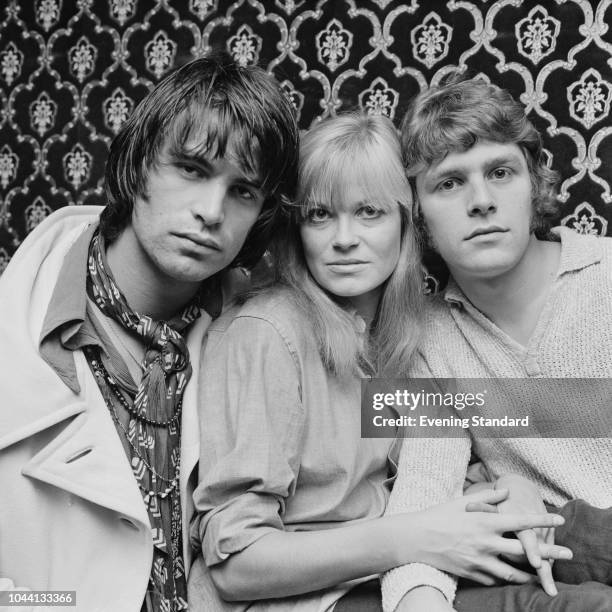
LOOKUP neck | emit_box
[451,237,561,344]
[106,228,201,321]
[345,287,382,329]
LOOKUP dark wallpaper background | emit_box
[1,0,611,274]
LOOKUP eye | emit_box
[491,167,512,180]
[357,204,384,219]
[232,184,258,201]
[177,163,206,179]
[438,178,460,192]
[306,206,332,223]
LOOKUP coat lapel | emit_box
[21,351,150,527]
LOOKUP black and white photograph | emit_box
[1,1,612,610]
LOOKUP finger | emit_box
[464,488,509,506]
[479,557,538,585]
[465,502,499,513]
[541,527,562,566]
[491,537,533,559]
[537,560,557,597]
[538,543,573,561]
[494,513,564,533]
[499,550,527,564]
[493,537,573,563]
[517,529,542,569]
[489,573,539,587]
[533,525,553,546]
[467,571,497,586]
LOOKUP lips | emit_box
[327,259,368,266]
[326,260,369,274]
[465,226,508,240]
[176,233,221,251]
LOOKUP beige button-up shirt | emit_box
[190,288,401,611]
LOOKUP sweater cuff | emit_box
[381,563,457,612]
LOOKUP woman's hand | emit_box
[398,488,569,586]
[394,586,456,612]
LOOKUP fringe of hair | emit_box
[259,112,425,378]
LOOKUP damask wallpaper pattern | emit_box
[1,0,611,273]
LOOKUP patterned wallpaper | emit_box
[1,0,612,274]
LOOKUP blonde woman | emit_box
[188,113,566,611]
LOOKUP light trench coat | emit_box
[0,206,209,612]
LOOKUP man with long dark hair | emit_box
[0,51,298,612]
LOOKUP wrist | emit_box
[381,514,420,567]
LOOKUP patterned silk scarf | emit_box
[86,231,201,423]
[86,230,203,611]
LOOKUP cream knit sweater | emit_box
[381,227,612,610]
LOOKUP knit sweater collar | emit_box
[443,226,603,307]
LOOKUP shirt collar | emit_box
[40,225,226,346]
[443,226,603,307]
[39,222,97,348]
[198,273,223,320]
[552,225,603,275]
[443,276,468,307]
[39,224,225,394]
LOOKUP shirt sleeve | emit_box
[381,353,472,611]
[191,314,305,567]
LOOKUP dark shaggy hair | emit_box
[100,50,299,269]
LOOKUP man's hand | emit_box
[466,474,573,596]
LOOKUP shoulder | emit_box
[421,294,456,335]
[1,206,101,288]
[408,294,462,375]
[553,226,612,274]
[209,286,311,345]
[10,205,101,257]
[0,207,101,349]
[596,235,612,262]
[204,286,317,369]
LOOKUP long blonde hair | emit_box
[272,113,424,378]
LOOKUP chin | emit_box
[467,262,521,279]
[458,250,520,276]
[322,281,355,295]
[160,262,217,284]
[327,286,371,299]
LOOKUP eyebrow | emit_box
[168,150,211,168]
[307,199,392,213]
[166,147,210,166]
[167,149,264,189]
[235,174,264,191]
[426,153,525,184]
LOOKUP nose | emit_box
[467,178,497,217]
[332,215,359,250]
[193,178,225,226]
